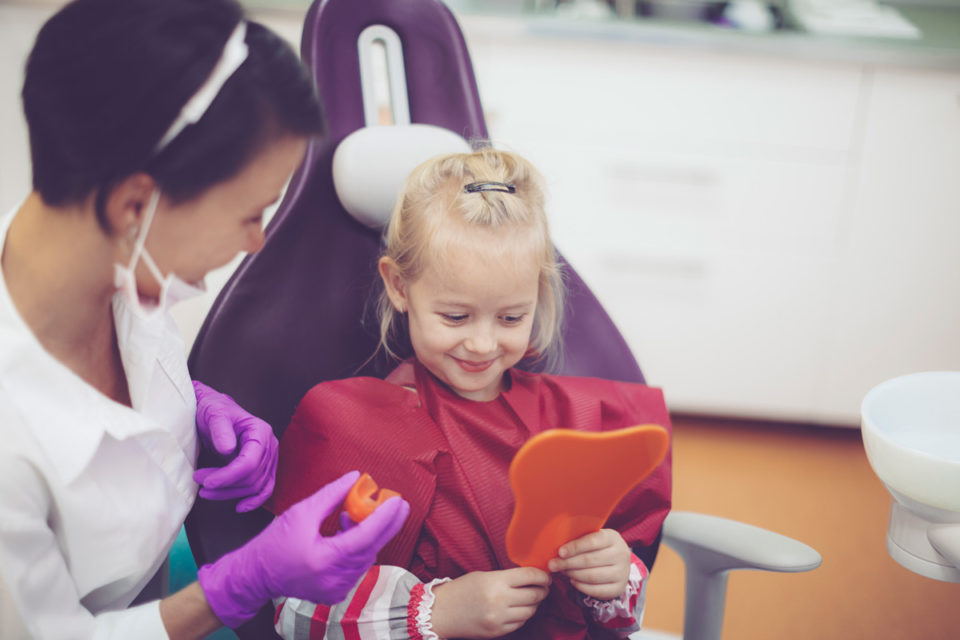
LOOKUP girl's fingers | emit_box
[557,530,611,559]
[564,565,620,586]
[507,584,550,607]
[504,566,552,587]
[569,579,626,602]
[548,547,617,572]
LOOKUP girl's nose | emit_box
[465,323,496,355]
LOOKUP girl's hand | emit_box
[430,568,551,639]
[548,529,631,601]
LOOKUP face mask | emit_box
[113,21,245,319]
[114,190,206,319]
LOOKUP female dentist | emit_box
[0,0,410,638]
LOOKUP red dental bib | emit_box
[270,359,672,639]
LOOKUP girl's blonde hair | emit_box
[377,147,565,370]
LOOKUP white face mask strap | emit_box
[126,190,164,285]
[138,248,167,288]
[154,21,249,153]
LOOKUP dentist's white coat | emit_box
[0,208,199,639]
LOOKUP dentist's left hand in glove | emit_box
[198,470,411,628]
[192,380,279,512]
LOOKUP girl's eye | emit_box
[440,313,468,323]
[501,314,526,325]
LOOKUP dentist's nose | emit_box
[245,225,266,254]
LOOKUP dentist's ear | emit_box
[378,256,408,313]
[102,172,158,238]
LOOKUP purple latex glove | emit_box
[197,470,410,628]
[192,380,278,512]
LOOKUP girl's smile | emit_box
[452,356,496,373]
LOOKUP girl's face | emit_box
[383,238,540,401]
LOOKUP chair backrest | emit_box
[189,0,492,436]
[186,0,650,636]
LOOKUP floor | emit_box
[642,414,960,639]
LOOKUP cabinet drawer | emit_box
[518,141,848,262]
[582,252,835,421]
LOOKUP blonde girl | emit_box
[270,148,672,639]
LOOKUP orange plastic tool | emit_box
[344,473,402,523]
[505,424,669,570]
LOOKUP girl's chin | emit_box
[447,375,501,401]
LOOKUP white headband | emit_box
[154,21,249,152]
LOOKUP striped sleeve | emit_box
[274,565,421,640]
[582,554,649,636]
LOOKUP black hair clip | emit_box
[464,181,516,194]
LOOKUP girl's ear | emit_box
[103,172,156,237]
[378,257,409,313]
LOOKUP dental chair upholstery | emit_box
[186,0,820,638]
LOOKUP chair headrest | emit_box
[332,124,473,229]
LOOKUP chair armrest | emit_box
[660,511,821,640]
[662,510,822,574]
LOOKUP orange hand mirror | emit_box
[505,424,669,570]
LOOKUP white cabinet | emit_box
[463,18,959,425]
[817,68,960,421]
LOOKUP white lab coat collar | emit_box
[0,207,190,485]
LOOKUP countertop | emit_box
[444,2,960,71]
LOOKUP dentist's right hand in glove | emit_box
[197,470,409,628]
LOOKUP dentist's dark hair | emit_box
[22,0,325,232]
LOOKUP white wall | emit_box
[3,3,958,425]
[0,4,49,216]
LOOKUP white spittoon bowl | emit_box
[861,371,960,582]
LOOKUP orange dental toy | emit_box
[505,424,669,570]
[344,473,402,523]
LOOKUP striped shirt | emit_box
[274,556,648,639]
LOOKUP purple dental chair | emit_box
[186,1,820,638]
[187,0,651,636]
